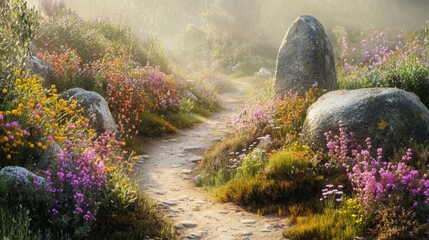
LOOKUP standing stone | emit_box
[275,15,336,95]
[60,88,117,133]
[302,88,429,154]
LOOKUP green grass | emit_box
[138,112,177,136]
[165,113,206,129]
[0,205,71,240]
[283,207,361,240]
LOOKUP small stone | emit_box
[181,169,193,174]
[162,139,170,143]
[240,219,257,225]
[183,146,204,154]
[155,191,166,195]
[169,138,178,142]
[260,228,271,232]
[174,223,184,229]
[141,155,150,159]
[183,176,191,180]
[218,236,236,240]
[189,156,203,163]
[163,201,177,206]
[178,153,187,157]
[179,221,198,228]
[239,231,252,236]
[218,210,229,214]
[159,146,168,149]
[195,200,206,205]
[172,165,180,168]
[211,137,223,142]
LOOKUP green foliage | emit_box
[137,112,177,136]
[165,113,205,129]
[264,149,313,181]
[372,194,429,240]
[34,11,170,72]
[235,148,266,179]
[283,199,366,240]
[0,0,37,92]
[94,171,176,239]
[195,133,256,184]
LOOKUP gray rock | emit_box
[0,166,45,185]
[189,156,203,163]
[256,67,273,78]
[275,15,336,95]
[178,220,198,228]
[60,88,117,133]
[27,55,55,85]
[302,88,429,153]
[183,146,205,155]
[38,140,62,169]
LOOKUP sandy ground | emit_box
[135,78,287,239]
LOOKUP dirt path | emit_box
[136,78,286,240]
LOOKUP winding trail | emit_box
[136,78,286,239]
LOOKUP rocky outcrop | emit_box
[60,88,117,133]
[275,15,336,95]
[302,88,429,153]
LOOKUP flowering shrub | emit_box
[275,88,322,134]
[45,140,106,225]
[0,72,88,166]
[37,45,95,91]
[339,29,429,106]
[325,122,429,209]
[229,103,273,134]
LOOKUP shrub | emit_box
[338,29,429,107]
[0,72,88,166]
[0,0,37,91]
[93,171,176,239]
[44,140,107,237]
[37,46,95,91]
[275,88,323,135]
[325,122,429,209]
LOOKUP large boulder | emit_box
[275,15,336,95]
[302,88,429,153]
[60,88,117,133]
[0,166,45,185]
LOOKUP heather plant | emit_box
[228,103,274,135]
[339,28,429,106]
[43,139,106,237]
[325,122,429,210]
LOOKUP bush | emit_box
[0,0,37,91]
[338,29,429,107]
[93,171,176,239]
